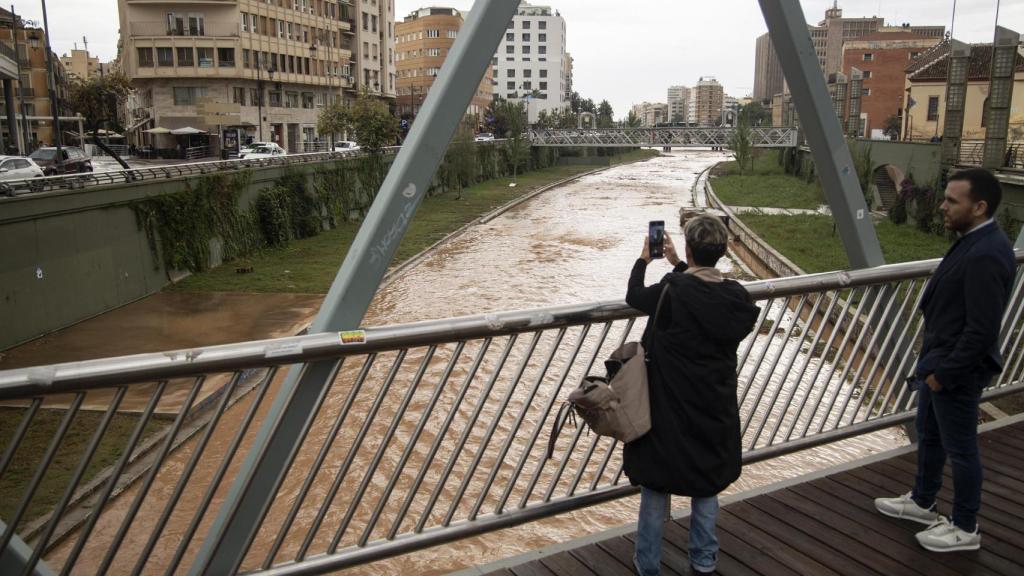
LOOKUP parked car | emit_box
[332,141,361,152]
[0,156,44,180]
[29,146,93,175]
[239,143,287,159]
[474,132,495,142]
[239,141,277,155]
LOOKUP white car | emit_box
[474,133,495,142]
[239,143,286,159]
[332,141,361,152]
[0,156,45,180]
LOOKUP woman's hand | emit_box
[664,232,681,266]
[640,236,651,263]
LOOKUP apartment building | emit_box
[394,7,491,122]
[630,102,667,127]
[60,47,112,81]
[753,33,783,103]
[117,0,394,153]
[667,85,690,124]
[0,7,71,151]
[694,76,723,126]
[490,1,568,123]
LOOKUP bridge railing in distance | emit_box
[0,252,1022,575]
[528,127,799,148]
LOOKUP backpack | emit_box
[547,285,670,457]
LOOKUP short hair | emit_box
[684,215,728,266]
[948,168,1002,217]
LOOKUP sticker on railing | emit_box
[265,341,304,359]
[340,330,367,345]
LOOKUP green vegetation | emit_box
[712,153,823,210]
[171,149,657,293]
[739,213,951,273]
[0,407,168,528]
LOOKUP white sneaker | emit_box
[874,492,939,525]
[915,517,981,552]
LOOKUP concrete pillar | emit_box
[1,79,18,153]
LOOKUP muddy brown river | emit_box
[42,151,905,574]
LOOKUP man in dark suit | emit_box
[875,168,1016,552]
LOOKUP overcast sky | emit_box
[20,0,1022,118]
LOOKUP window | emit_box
[538,46,546,55]
[137,47,154,67]
[362,13,368,30]
[507,69,515,77]
[427,67,439,76]
[522,20,531,29]
[862,70,871,79]
[522,45,531,54]
[157,47,174,67]
[177,47,194,66]
[927,96,940,121]
[197,47,214,68]
[506,32,513,41]
[522,33,530,42]
[219,48,235,67]
[303,93,315,108]
[539,33,546,42]
[862,88,871,96]
[372,14,377,32]
[427,29,439,38]
[241,12,249,32]
[188,14,204,36]
[427,48,441,57]
[539,69,547,78]
[232,87,246,105]
[540,81,547,90]
[538,20,546,29]
[286,92,299,108]
[523,69,532,78]
[862,53,873,61]
[506,45,514,54]
[249,87,260,106]
[288,55,295,73]
[172,86,207,105]
[522,81,531,90]
[243,49,250,68]
[269,91,282,107]
[910,51,921,60]
[447,30,456,38]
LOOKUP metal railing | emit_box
[90,144,130,157]
[185,145,211,160]
[0,41,16,63]
[957,140,1024,169]
[528,127,799,148]
[302,142,332,153]
[1,252,1022,574]
[130,21,240,38]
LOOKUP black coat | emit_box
[622,259,760,497]
[916,223,1016,391]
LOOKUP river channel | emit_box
[45,150,905,574]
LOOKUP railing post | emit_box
[185,2,518,574]
[758,0,884,269]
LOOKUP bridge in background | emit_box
[528,127,800,148]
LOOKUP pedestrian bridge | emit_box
[528,127,799,148]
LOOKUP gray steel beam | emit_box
[0,520,54,576]
[982,27,1020,169]
[185,2,518,574]
[941,41,971,168]
[758,0,884,268]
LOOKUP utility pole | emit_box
[41,0,62,155]
[11,4,28,153]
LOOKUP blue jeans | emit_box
[634,487,718,575]
[911,380,983,532]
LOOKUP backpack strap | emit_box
[546,402,576,459]
[645,284,672,363]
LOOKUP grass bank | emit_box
[0,408,168,529]
[711,153,823,211]
[173,149,658,293]
[739,214,951,273]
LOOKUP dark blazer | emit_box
[622,259,759,496]
[916,223,1016,391]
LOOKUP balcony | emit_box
[130,21,240,38]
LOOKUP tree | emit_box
[501,100,530,184]
[729,108,753,174]
[449,114,477,199]
[317,101,348,146]
[882,115,901,140]
[67,72,132,168]
[742,102,771,127]
[348,91,398,154]
[626,109,642,128]
[486,96,511,138]
[597,100,614,128]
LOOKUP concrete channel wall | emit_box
[0,145,564,351]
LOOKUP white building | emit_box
[490,1,568,123]
[667,85,690,124]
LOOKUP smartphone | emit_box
[648,220,665,259]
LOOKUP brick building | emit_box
[841,31,941,137]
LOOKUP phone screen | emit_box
[649,220,665,259]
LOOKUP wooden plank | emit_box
[984,427,1024,451]
[878,459,1024,520]
[510,560,559,576]
[749,492,902,575]
[717,505,843,575]
[769,487,950,576]
[803,479,989,576]
[595,536,684,576]
[662,517,784,576]
[621,530,689,576]
[568,543,636,576]
[539,550,597,576]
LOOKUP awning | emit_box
[144,127,172,134]
[170,126,207,135]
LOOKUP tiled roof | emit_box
[908,42,1024,82]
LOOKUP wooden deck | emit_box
[475,417,1024,576]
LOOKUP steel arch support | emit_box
[758,0,885,269]
[185,2,520,574]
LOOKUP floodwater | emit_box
[40,150,905,575]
